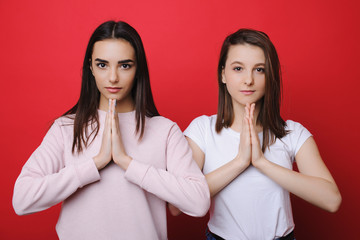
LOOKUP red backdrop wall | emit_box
[1,0,359,239]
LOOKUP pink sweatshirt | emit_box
[13,110,210,240]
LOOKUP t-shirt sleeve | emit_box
[183,115,209,153]
[287,120,313,159]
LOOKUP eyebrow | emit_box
[94,58,135,64]
[230,61,265,66]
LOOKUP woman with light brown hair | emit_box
[184,29,341,239]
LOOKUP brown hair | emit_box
[216,29,287,152]
[63,20,159,153]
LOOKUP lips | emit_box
[240,90,255,95]
[106,87,122,93]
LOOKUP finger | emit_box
[251,102,255,109]
[104,110,111,133]
[112,108,119,134]
[109,99,117,133]
[249,103,255,122]
[248,116,254,133]
[108,99,113,130]
[241,113,247,131]
[112,99,116,116]
[244,116,252,144]
[108,99,112,115]
[248,116,260,147]
[111,104,116,133]
[245,105,249,119]
[109,99,113,116]
[111,105,122,139]
[114,108,121,134]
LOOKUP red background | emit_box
[1,0,359,239]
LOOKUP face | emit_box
[91,38,136,111]
[222,43,266,108]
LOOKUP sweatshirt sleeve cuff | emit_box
[73,158,101,187]
[124,159,150,187]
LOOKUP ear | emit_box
[89,59,93,74]
[221,67,226,84]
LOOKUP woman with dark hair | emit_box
[184,29,341,239]
[13,20,210,239]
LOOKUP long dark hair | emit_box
[63,20,159,153]
[215,29,287,152]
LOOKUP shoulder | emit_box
[55,114,75,124]
[143,116,189,145]
[145,116,181,138]
[36,115,75,145]
[188,114,217,129]
[50,115,75,135]
[147,115,176,129]
[184,114,217,143]
[281,120,313,155]
[284,120,310,134]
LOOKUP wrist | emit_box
[233,156,250,170]
[114,155,132,170]
[252,156,267,170]
[93,155,105,170]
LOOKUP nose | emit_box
[244,71,254,86]
[108,67,119,83]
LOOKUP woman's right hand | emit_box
[233,103,252,168]
[93,101,114,170]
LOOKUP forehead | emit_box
[92,38,135,60]
[226,44,265,64]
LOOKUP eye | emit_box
[120,64,131,69]
[96,63,107,69]
[233,66,243,72]
[255,67,265,73]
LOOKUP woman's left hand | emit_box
[109,99,132,170]
[247,103,266,168]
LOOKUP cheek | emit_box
[95,69,110,80]
[93,74,107,90]
[225,74,239,90]
[256,75,266,89]
[93,76,103,86]
[122,70,136,83]
[225,82,238,98]
[224,70,236,84]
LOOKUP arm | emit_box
[167,133,248,216]
[187,109,252,198]
[13,120,100,215]
[253,137,342,212]
[248,104,342,212]
[124,124,210,217]
[187,137,249,198]
[99,102,209,216]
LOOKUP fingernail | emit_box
[112,99,115,115]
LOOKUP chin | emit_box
[107,94,121,101]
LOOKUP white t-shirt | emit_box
[184,115,312,240]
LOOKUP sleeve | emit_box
[124,123,210,217]
[183,115,208,153]
[12,120,100,215]
[288,120,313,160]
